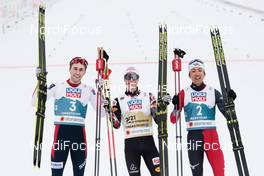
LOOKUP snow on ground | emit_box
[0,0,263,175]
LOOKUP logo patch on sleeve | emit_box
[51,162,63,169]
[48,83,56,90]
[152,157,160,166]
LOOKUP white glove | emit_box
[36,67,42,78]
[162,94,171,105]
[99,78,104,87]
[96,78,104,89]
[103,97,110,108]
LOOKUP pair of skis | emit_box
[94,48,118,176]
[210,27,249,176]
[157,24,169,176]
[157,24,186,176]
[33,5,47,168]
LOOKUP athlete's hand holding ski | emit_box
[33,5,47,168]
[170,94,181,124]
[161,94,172,105]
[227,89,237,100]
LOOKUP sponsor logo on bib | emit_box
[191,92,207,102]
[66,88,82,98]
[127,99,142,110]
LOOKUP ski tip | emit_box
[159,23,162,30]
[209,25,214,32]
[164,25,167,31]
[215,27,220,34]
[162,22,167,28]
[39,3,46,11]
[209,25,219,33]
[158,23,167,28]
[209,28,214,35]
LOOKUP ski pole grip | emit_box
[173,48,186,58]
[172,58,182,72]
[96,58,105,72]
[103,50,109,61]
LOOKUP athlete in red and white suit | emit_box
[171,59,237,176]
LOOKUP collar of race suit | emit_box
[191,82,206,91]
[125,88,141,97]
[67,79,81,87]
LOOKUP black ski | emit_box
[210,27,249,176]
[157,24,169,176]
[33,5,47,168]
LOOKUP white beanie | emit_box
[188,59,205,72]
[123,66,139,76]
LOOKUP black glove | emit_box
[172,94,179,106]
[36,67,47,81]
[228,89,237,100]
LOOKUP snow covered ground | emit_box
[0,0,263,175]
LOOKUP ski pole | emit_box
[172,48,185,176]
[94,47,105,176]
[102,50,118,176]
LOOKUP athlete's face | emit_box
[124,79,138,92]
[189,67,205,86]
[69,63,86,84]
